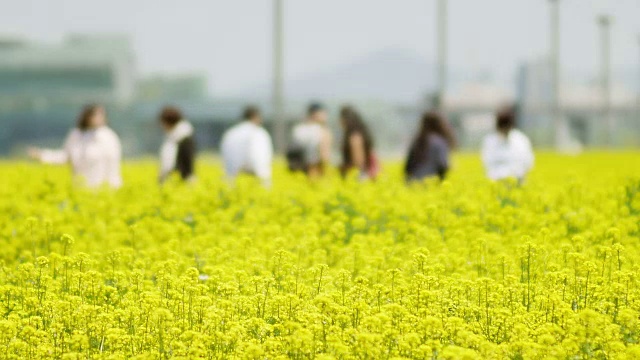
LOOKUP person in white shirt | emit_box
[28,104,123,189]
[220,106,273,186]
[158,106,196,184]
[287,102,333,178]
[481,107,534,183]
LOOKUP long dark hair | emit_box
[496,106,516,135]
[410,111,455,162]
[76,104,103,131]
[159,106,183,128]
[340,106,374,167]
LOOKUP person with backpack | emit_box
[158,106,196,183]
[287,102,332,179]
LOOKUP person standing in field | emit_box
[481,107,534,183]
[28,104,123,189]
[158,106,196,184]
[405,111,455,182]
[287,102,333,178]
[339,106,379,180]
[220,105,274,187]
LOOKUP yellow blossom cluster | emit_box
[0,152,639,359]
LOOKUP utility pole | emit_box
[436,0,447,110]
[272,0,285,153]
[598,14,613,146]
[637,35,640,144]
[548,0,562,148]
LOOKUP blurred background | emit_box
[0,0,638,157]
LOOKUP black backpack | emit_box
[286,145,306,172]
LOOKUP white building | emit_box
[0,34,136,109]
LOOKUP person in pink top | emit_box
[339,106,379,181]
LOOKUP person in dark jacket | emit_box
[405,111,455,182]
[158,106,196,183]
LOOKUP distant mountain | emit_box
[289,48,437,103]
[242,48,439,104]
[238,48,639,105]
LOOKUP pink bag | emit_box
[367,153,380,180]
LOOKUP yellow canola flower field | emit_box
[1,152,640,360]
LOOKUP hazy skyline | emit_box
[1,0,638,96]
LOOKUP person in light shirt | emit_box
[28,104,123,189]
[481,107,534,183]
[288,102,333,179]
[158,106,196,184]
[220,106,274,186]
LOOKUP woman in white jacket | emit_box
[28,104,123,189]
[481,107,534,183]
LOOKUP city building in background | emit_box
[0,32,638,157]
[0,35,244,156]
[0,34,135,106]
[0,34,136,154]
[137,74,208,102]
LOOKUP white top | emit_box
[159,120,194,180]
[40,126,123,188]
[220,121,273,185]
[481,129,534,181]
[292,121,325,165]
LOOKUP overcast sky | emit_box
[1,0,638,95]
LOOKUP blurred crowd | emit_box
[28,102,534,189]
